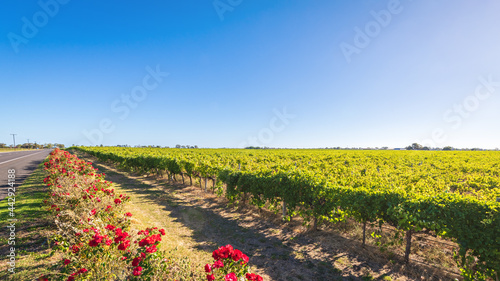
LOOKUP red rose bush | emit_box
[205,245,263,281]
[40,149,263,280]
[41,149,169,280]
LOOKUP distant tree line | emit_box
[72,144,200,149]
[244,144,498,151]
[175,145,198,149]
[405,143,491,151]
[405,143,430,150]
[0,143,64,149]
[65,143,499,151]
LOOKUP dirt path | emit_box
[74,152,461,281]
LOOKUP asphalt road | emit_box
[0,149,53,201]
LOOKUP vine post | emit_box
[310,217,318,232]
[404,229,413,264]
[362,221,367,247]
[282,201,287,219]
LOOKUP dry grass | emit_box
[0,148,34,153]
[87,162,214,276]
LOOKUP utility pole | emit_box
[27,139,30,149]
[11,134,17,148]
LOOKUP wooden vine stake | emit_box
[362,221,367,247]
[282,201,287,219]
[310,217,318,232]
[241,192,247,206]
[204,177,208,192]
[404,229,413,264]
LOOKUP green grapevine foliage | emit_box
[74,147,500,279]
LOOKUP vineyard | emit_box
[73,146,500,280]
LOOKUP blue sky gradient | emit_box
[1,1,500,148]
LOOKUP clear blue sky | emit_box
[1,1,500,149]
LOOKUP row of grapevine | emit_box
[73,147,500,279]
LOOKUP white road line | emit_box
[0,151,46,165]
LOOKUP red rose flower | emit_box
[71,245,80,253]
[118,240,131,251]
[79,268,88,274]
[213,260,224,269]
[246,273,263,281]
[232,249,243,262]
[114,230,129,244]
[133,266,143,276]
[241,254,249,264]
[105,224,115,230]
[88,234,104,247]
[204,263,212,273]
[214,245,233,260]
[225,272,237,281]
[132,257,142,267]
[146,245,157,253]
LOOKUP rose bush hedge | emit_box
[39,149,263,281]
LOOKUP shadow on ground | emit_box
[82,156,460,281]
